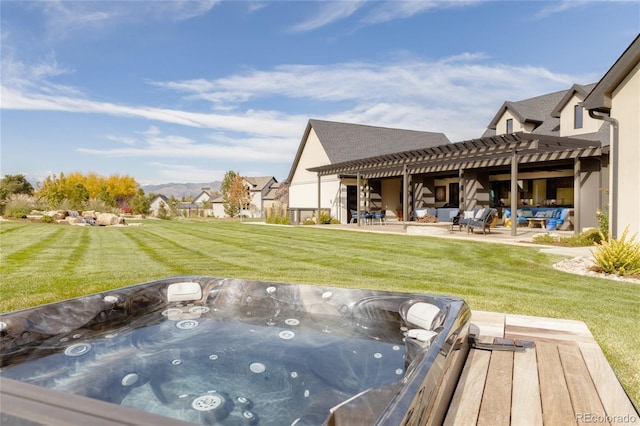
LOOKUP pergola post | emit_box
[402,165,408,228]
[459,168,464,209]
[317,174,322,226]
[511,149,518,237]
[356,172,361,227]
[574,158,581,234]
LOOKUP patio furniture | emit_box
[467,208,496,235]
[456,208,479,232]
[350,212,373,224]
[373,211,386,225]
[449,210,462,232]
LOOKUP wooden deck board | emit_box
[558,344,608,424]
[443,349,491,426]
[511,348,543,426]
[444,311,638,425]
[537,341,577,425]
[477,350,513,426]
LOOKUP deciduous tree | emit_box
[220,171,251,217]
[129,188,151,216]
[0,174,34,200]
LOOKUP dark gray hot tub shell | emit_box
[0,276,471,426]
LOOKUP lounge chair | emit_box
[467,208,496,235]
[456,208,479,232]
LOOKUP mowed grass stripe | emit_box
[1,226,82,277]
[121,227,222,275]
[0,222,26,238]
[1,224,66,267]
[134,222,347,279]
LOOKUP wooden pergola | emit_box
[308,132,602,236]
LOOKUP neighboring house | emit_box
[244,176,278,218]
[207,177,278,218]
[210,193,226,218]
[176,189,216,217]
[584,34,640,239]
[149,195,169,217]
[286,119,450,223]
[262,182,283,209]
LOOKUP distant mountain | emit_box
[141,182,221,199]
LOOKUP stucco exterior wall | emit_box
[289,129,332,209]
[212,203,226,218]
[576,157,602,231]
[495,111,527,135]
[611,61,640,237]
[559,94,602,137]
[381,178,402,219]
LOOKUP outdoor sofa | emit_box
[503,207,570,230]
[414,208,460,223]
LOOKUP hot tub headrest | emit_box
[401,302,443,331]
[167,282,203,302]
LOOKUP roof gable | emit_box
[550,83,596,118]
[244,176,276,191]
[584,34,640,112]
[286,119,449,182]
[487,89,568,135]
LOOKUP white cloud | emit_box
[30,1,219,41]
[533,0,588,19]
[361,0,481,25]
[78,127,297,164]
[288,0,367,32]
[3,50,597,157]
[287,0,482,32]
[148,162,228,184]
[149,55,592,140]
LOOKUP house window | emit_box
[506,118,513,134]
[574,104,583,129]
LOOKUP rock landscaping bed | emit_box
[22,210,141,227]
[553,255,640,284]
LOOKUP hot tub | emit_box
[0,276,470,425]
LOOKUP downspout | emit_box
[588,109,619,239]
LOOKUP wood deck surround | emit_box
[444,311,638,426]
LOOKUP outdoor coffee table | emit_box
[527,218,546,228]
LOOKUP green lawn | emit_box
[1,219,638,405]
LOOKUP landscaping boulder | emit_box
[96,213,120,226]
[82,210,96,219]
[46,210,67,221]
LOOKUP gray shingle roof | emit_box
[244,176,276,191]
[486,83,605,138]
[487,90,566,135]
[286,119,450,182]
[309,119,450,164]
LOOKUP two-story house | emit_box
[288,36,638,235]
[288,91,606,231]
[208,176,279,218]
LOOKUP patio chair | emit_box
[449,210,462,232]
[456,208,479,232]
[373,211,386,225]
[467,208,496,235]
[350,211,373,225]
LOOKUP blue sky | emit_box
[1,1,638,186]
